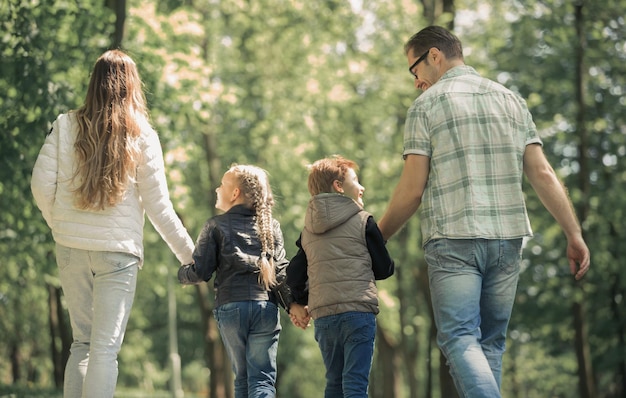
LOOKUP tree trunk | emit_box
[442,0,455,30]
[399,213,457,397]
[573,302,595,398]
[416,2,460,392]
[196,283,232,398]
[426,279,458,398]
[10,342,20,383]
[573,2,595,398]
[59,286,72,370]
[47,246,71,388]
[420,0,437,26]
[106,0,126,48]
[396,253,421,398]
[609,269,626,397]
[168,271,184,398]
[193,10,229,394]
[439,350,459,398]
[374,326,401,398]
[420,0,455,30]
[48,283,64,388]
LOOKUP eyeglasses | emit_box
[408,48,431,79]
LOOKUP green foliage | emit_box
[2,0,625,396]
[458,1,626,396]
[0,0,113,387]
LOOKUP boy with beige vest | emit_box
[287,155,395,398]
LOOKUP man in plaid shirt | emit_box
[378,25,590,398]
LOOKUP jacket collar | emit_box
[225,204,255,216]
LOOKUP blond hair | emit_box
[73,50,147,210]
[229,164,277,290]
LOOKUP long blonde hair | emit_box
[229,164,277,290]
[73,49,147,210]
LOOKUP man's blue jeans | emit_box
[424,238,522,398]
[313,311,376,398]
[214,301,281,398]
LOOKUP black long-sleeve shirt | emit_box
[286,216,394,305]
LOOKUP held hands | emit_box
[178,263,202,285]
[289,303,311,330]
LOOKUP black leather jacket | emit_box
[178,205,294,311]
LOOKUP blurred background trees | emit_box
[1,0,624,396]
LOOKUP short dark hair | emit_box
[404,25,464,61]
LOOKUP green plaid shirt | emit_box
[403,65,541,245]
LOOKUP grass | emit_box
[0,386,203,398]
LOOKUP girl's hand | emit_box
[288,303,311,330]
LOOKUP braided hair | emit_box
[229,164,277,290]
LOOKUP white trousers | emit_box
[56,244,139,398]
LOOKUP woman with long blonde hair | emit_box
[178,164,294,398]
[31,50,194,398]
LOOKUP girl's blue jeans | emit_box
[214,300,281,398]
[313,311,376,398]
[425,238,523,398]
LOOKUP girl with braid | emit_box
[178,164,298,398]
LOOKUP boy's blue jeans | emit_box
[313,311,376,398]
[214,300,281,398]
[425,238,522,398]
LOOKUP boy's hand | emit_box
[289,303,311,330]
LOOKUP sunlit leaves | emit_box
[3,0,626,395]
